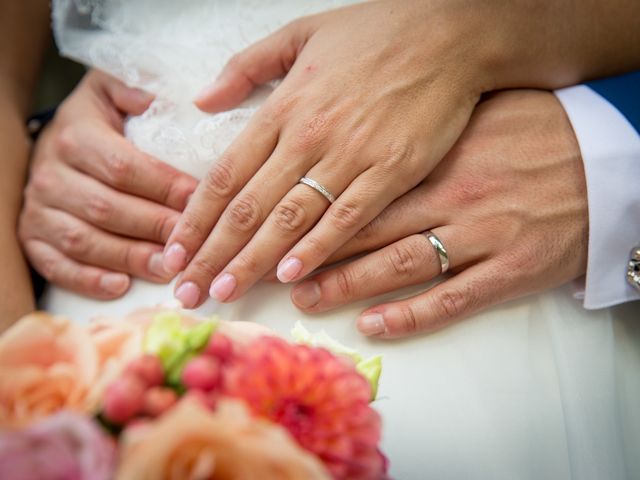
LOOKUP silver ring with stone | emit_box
[298,177,336,203]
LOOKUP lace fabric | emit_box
[52,0,354,178]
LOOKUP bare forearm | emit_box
[0,99,34,331]
[485,0,640,89]
[0,0,50,329]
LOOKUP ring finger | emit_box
[291,225,487,313]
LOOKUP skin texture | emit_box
[290,90,589,338]
[0,0,50,331]
[19,70,198,299]
[166,0,640,309]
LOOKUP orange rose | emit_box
[0,313,101,428]
[116,399,330,480]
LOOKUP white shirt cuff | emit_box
[555,85,640,309]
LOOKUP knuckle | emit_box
[104,151,131,187]
[61,226,89,256]
[264,95,298,122]
[180,214,209,241]
[432,288,470,322]
[152,213,176,243]
[386,243,418,277]
[233,254,260,276]
[293,113,330,152]
[274,198,307,233]
[85,194,112,224]
[204,160,236,199]
[53,126,78,156]
[303,235,328,259]
[190,257,223,281]
[225,194,262,233]
[329,202,364,233]
[28,170,54,196]
[398,304,419,334]
[335,267,356,299]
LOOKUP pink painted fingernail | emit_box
[277,257,303,283]
[163,243,187,274]
[209,273,236,302]
[175,281,200,309]
[292,281,321,309]
[357,313,387,336]
[100,273,130,295]
[148,253,166,277]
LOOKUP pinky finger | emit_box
[357,260,509,339]
[24,240,131,300]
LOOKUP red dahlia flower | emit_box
[223,336,385,480]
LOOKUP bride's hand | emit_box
[166,0,638,308]
[18,70,197,299]
[290,90,588,338]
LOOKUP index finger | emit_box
[57,123,198,211]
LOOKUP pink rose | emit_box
[0,411,116,480]
[0,313,102,428]
[116,398,330,480]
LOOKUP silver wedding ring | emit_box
[299,177,336,203]
[422,230,450,274]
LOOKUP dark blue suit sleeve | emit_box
[586,71,640,134]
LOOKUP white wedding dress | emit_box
[47,1,639,479]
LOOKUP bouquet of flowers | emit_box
[0,309,387,479]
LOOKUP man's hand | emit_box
[166,0,638,309]
[289,90,588,338]
[19,70,198,299]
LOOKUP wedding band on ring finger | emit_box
[298,176,336,203]
[422,230,449,274]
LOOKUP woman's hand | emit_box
[19,70,197,299]
[290,90,588,338]
[166,0,638,308]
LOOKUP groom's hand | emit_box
[18,70,197,299]
[290,90,589,338]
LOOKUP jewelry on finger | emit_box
[627,243,640,292]
[422,230,450,274]
[298,177,336,203]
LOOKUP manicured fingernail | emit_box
[292,281,321,309]
[277,257,303,283]
[195,81,222,104]
[132,88,154,104]
[163,243,186,274]
[175,281,200,309]
[209,273,236,302]
[148,253,166,277]
[357,313,387,336]
[100,273,129,295]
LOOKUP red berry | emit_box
[204,334,234,362]
[124,354,164,387]
[181,355,221,391]
[103,375,146,425]
[143,387,178,417]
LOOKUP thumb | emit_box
[100,74,155,115]
[195,18,314,113]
